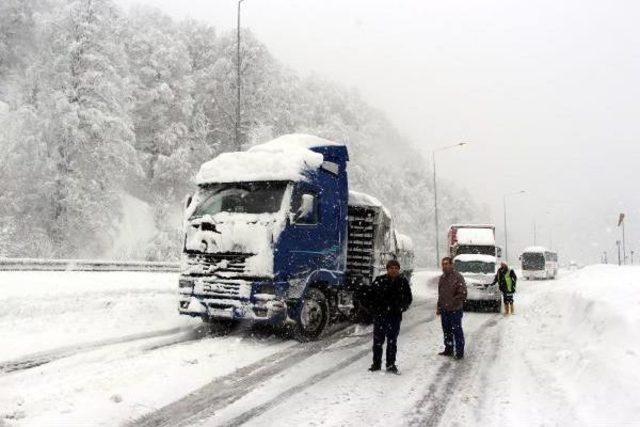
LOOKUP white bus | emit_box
[521,246,558,280]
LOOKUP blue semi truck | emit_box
[177,134,412,340]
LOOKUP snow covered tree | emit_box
[33,0,138,257]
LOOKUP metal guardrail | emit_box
[0,258,180,272]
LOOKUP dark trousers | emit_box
[372,314,402,367]
[502,292,514,304]
[441,309,465,357]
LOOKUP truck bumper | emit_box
[178,277,289,324]
[466,285,501,303]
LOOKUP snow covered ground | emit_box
[1,266,639,426]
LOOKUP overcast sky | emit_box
[117,0,640,265]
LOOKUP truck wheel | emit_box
[493,301,502,313]
[294,288,328,341]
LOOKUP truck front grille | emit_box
[183,252,251,276]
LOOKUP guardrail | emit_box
[0,258,180,272]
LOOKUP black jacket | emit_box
[369,274,413,318]
[491,268,517,293]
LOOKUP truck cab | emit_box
[448,224,501,312]
[178,134,407,340]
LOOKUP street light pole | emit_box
[616,240,621,266]
[235,0,245,151]
[431,142,467,266]
[622,220,627,265]
[432,152,439,265]
[503,190,525,263]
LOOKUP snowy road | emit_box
[1,267,640,426]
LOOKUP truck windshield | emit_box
[454,260,495,274]
[455,245,496,256]
[522,253,545,270]
[190,182,288,218]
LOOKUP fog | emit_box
[116,0,640,265]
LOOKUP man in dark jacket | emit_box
[491,261,517,315]
[437,256,467,359]
[368,259,413,373]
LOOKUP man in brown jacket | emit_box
[436,256,467,359]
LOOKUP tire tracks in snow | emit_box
[406,316,501,427]
[0,325,206,375]
[131,303,435,427]
[221,314,437,427]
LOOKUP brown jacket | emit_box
[437,271,467,312]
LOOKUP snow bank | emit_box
[0,271,197,362]
[492,265,640,425]
[195,134,337,184]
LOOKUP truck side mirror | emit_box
[184,194,193,210]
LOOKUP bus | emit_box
[521,246,558,280]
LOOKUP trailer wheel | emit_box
[294,288,328,341]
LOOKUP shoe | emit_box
[386,365,399,374]
[368,363,381,372]
[438,350,453,357]
[454,354,464,360]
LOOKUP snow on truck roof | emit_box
[522,246,550,253]
[348,191,384,208]
[195,134,343,184]
[455,228,495,246]
[348,191,392,218]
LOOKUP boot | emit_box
[368,363,381,372]
[504,304,509,315]
[509,303,514,315]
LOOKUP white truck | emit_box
[448,224,501,313]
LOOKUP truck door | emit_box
[287,182,342,278]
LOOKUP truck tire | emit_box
[294,288,329,342]
[493,301,502,313]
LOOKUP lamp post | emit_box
[235,0,246,151]
[432,142,467,266]
[616,240,621,266]
[503,190,525,263]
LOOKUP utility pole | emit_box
[503,190,526,263]
[622,220,627,265]
[616,240,621,266]
[431,142,467,266]
[235,0,245,151]
[603,251,608,264]
[631,250,634,264]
